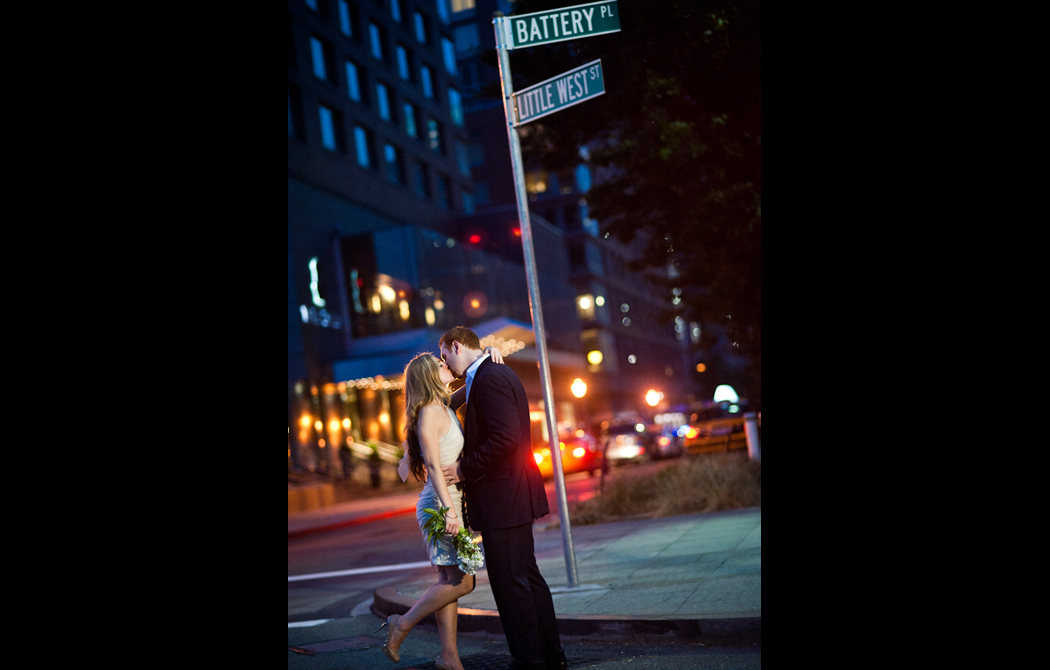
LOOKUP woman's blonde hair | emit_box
[402,352,451,482]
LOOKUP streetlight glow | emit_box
[571,378,587,398]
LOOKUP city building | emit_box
[287,0,589,475]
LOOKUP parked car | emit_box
[681,401,751,453]
[533,433,602,478]
[648,424,685,459]
[599,420,654,466]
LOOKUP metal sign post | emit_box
[493,9,579,588]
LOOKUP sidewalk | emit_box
[290,495,761,645]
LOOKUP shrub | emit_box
[567,454,761,526]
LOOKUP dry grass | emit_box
[567,453,762,526]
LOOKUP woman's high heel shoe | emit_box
[374,613,402,663]
[434,654,452,670]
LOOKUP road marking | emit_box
[288,560,433,582]
[288,619,330,628]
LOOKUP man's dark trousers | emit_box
[482,523,564,670]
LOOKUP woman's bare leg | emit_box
[434,568,475,670]
[389,564,474,662]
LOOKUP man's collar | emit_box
[465,352,488,377]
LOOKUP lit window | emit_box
[404,102,417,137]
[452,0,476,12]
[310,37,328,80]
[436,0,450,24]
[396,45,410,80]
[369,23,384,60]
[420,65,434,98]
[338,0,353,36]
[414,12,427,44]
[346,61,361,102]
[319,105,337,150]
[389,0,402,23]
[525,171,548,195]
[448,88,463,126]
[354,126,371,167]
[577,294,595,321]
[442,38,456,75]
[376,83,390,120]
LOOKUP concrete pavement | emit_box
[289,489,761,646]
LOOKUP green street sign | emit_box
[507,0,621,50]
[513,59,605,126]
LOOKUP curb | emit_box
[372,585,760,646]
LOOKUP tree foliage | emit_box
[500,0,762,399]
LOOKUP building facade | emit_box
[288,0,590,475]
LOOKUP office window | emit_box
[354,126,372,167]
[376,82,391,121]
[420,65,434,99]
[346,61,362,102]
[455,141,470,177]
[436,0,450,24]
[306,0,318,10]
[454,24,479,54]
[441,37,456,75]
[338,0,354,36]
[414,11,427,43]
[396,45,410,81]
[409,159,428,197]
[448,88,463,126]
[319,104,345,152]
[389,0,402,22]
[383,143,404,184]
[310,36,329,80]
[452,0,476,11]
[436,174,451,209]
[369,22,385,60]
[462,190,475,214]
[427,118,442,154]
[404,102,418,137]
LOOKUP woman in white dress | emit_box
[378,348,502,670]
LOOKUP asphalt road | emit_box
[288,614,761,669]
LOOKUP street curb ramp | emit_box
[372,586,760,646]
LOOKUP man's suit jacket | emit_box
[458,357,549,531]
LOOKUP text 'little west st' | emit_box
[516,62,604,125]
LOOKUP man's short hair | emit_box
[440,326,481,351]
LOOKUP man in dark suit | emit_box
[439,326,566,670]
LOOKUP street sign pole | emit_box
[493,10,579,588]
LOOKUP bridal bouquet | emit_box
[422,505,485,576]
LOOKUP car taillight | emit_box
[573,447,585,458]
[534,453,544,465]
